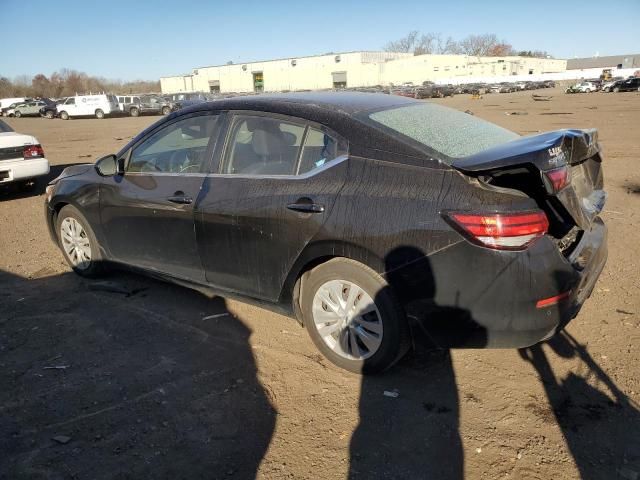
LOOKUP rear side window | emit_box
[298,128,344,174]
[223,116,306,175]
[365,103,519,160]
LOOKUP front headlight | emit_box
[45,184,56,203]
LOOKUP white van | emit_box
[56,94,119,120]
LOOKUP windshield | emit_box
[365,103,519,160]
[0,119,14,133]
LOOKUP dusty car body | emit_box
[44,92,607,373]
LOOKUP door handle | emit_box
[167,194,193,204]
[287,202,325,213]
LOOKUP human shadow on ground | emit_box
[0,267,276,479]
[520,329,640,480]
[349,246,488,479]
[520,269,640,479]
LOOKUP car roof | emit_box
[185,91,418,117]
[121,92,428,162]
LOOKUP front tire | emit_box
[95,109,105,119]
[613,87,620,93]
[45,110,55,119]
[15,111,21,118]
[130,107,139,117]
[60,111,69,120]
[161,106,171,115]
[56,205,104,277]
[300,258,410,374]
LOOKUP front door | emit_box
[100,112,222,282]
[197,113,348,301]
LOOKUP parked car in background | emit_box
[117,95,175,116]
[565,82,598,93]
[390,87,416,98]
[0,119,49,189]
[13,100,48,117]
[543,80,556,88]
[490,82,516,93]
[164,92,215,110]
[601,77,625,92]
[44,92,607,374]
[56,94,119,119]
[431,84,455,97]
[40,98,65,119]
[610,77,640,92]
[1,97,27,116]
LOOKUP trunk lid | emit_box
[452,129,605,232]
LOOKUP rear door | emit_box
[197,112,348,301]
[100,112,222,281]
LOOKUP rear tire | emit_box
[95,109,105,119]
[300,258,410,374]
[161,106,171,115]
[130,107,139,117]
[60,111,69,120]
[613,87,620,93]
[55,205,104,277]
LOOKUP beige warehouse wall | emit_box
[160,53,569,93]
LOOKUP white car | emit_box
[56,94,119,120]
[0,119,49,188]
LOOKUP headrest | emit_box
[252,129,284,157]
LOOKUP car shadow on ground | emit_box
[0,267,276,478]
[0,163,83,201]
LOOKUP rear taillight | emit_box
[23,144,45,159]
[543,166,570,193]
[446,211,549,250]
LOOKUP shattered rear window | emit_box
[366,103,519,160]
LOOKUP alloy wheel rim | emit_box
[60,218,92,270]
[311,280,383,360]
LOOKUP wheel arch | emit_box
[280,240,385,324]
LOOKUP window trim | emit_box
[123,111,222,177]
[217,110,348,178]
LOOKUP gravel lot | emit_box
[1,89,639,479]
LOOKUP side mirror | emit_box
[95,154,121,177]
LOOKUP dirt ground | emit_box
[1,88,639,480]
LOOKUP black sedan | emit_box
[44,92,607,373]
[610,77,640,92]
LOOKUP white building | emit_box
[160,51,567,94]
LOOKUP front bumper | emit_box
[0,157,49,183]
[399,217,608,349]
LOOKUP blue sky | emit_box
[3,0,639,81]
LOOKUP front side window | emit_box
[127,114,219,174]
[222,116,305,175]
[65,97,75,105]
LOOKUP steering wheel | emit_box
[179,163,200,173]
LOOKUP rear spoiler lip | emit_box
[452,128,600,173]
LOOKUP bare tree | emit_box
[385,31,461,55]
[457,34,504,56]
[0,71,160,98]
[384,30,421,53]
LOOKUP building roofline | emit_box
[189,50,411,71]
